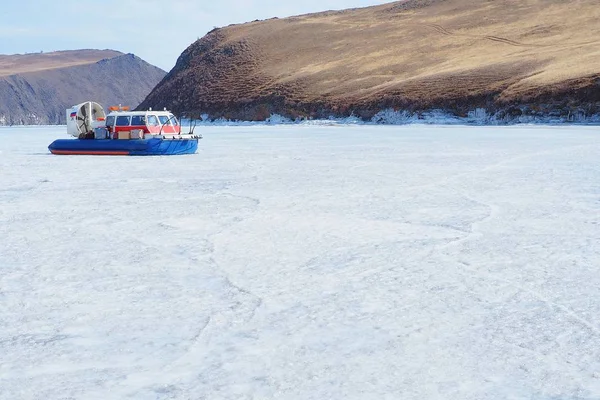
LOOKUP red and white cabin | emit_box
[66,102,186,139]
[105,106,181,138]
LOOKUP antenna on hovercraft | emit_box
[189,119,197,135]
[180,111,198,135]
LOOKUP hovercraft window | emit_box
[116,116,131,126]
[169,114,179,126]
[105,115,115,127]
[147,115,159,126]
[158,115,171,125]
[131,115,146,126]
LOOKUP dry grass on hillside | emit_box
[140,0,600,119]
[0,50,123,77]
[229,0,600,99]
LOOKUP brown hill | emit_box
[139,0,600,122]
[0,50,165,125]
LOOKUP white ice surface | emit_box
[1,125,600,399]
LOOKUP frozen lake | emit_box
[1,125,600,399]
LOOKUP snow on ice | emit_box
[1,124,600,399]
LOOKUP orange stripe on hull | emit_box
[50,150,130,156]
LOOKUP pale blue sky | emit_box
[0,0,387,71]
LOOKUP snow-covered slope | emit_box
[1,125,599,399]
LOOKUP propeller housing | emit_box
[66,102,107,137]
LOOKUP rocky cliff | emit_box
[138,0,600,122]
[0,50,165,125]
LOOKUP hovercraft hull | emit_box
[48,138,198,156]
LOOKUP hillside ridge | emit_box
[0,50,166,125]
[138,0,600,122]
[0,50,124,77]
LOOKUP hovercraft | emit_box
[48,102,201,156]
